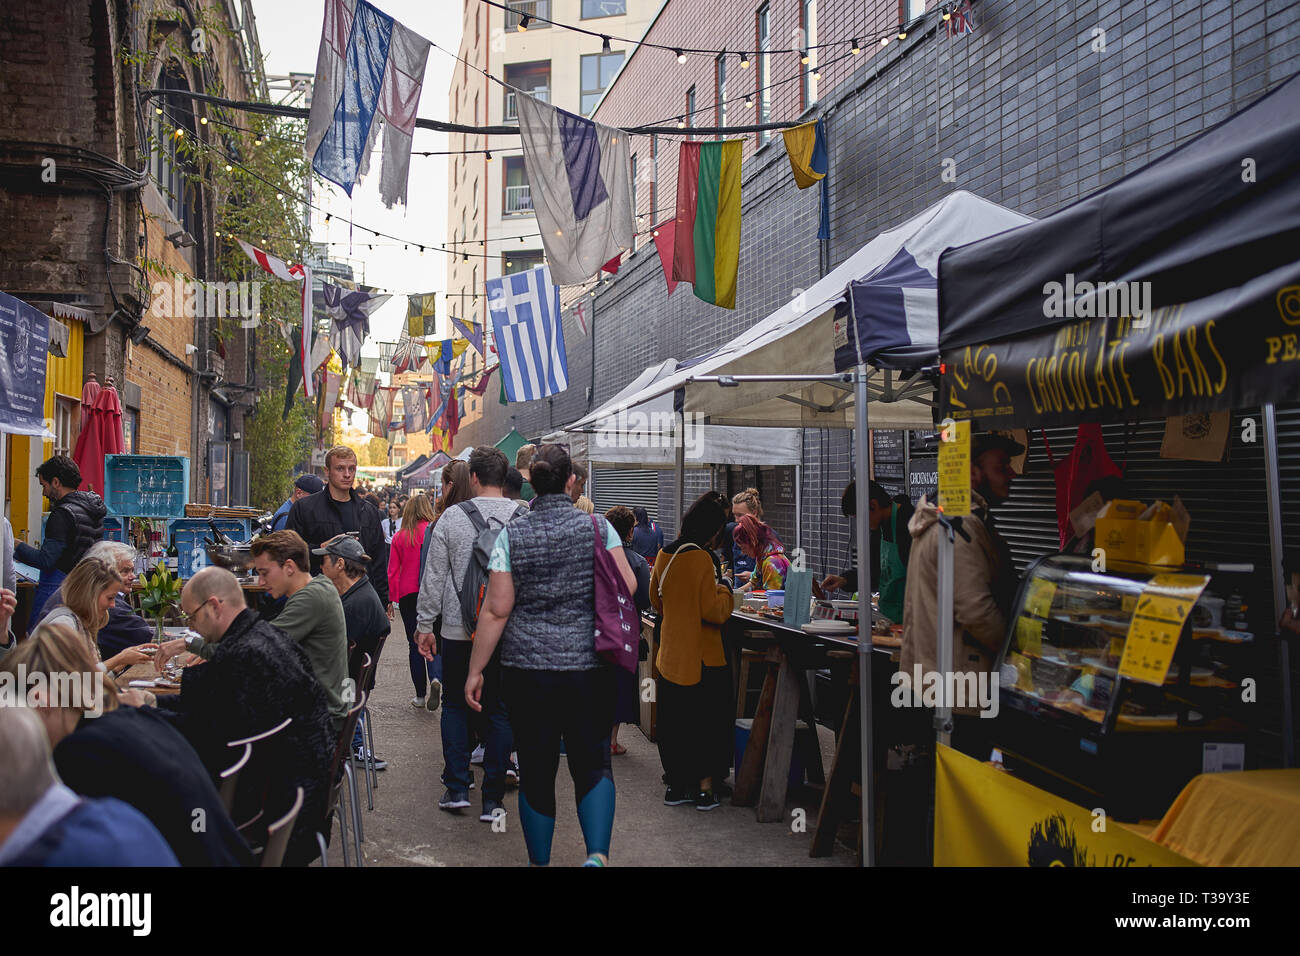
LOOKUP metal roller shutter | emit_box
[591,468,661,520]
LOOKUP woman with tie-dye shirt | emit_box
[734,514,790,591]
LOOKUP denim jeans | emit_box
[440,639,511,800]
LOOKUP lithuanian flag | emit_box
[672,140,742,309]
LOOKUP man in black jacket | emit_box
[286,445,389,605]
[156,566,334,867]
[317,534,391,767]
[15,455,106,616]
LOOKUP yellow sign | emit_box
[934,745,1197,867]
[1023,577,1057,619]
[1117,573,1210,685]
[937,419,971,517]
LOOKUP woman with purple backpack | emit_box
[466,444,637,867]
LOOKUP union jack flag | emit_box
[947,0,976,37]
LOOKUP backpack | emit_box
[454,500,528,637]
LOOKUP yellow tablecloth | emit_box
[1151,770,1300,866]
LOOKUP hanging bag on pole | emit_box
[1053,424,1122,547]
[591,514,638,673]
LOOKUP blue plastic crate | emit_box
[168,518,251,578]
[101,516,127,543]
[104,455,190,518]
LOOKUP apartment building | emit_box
[446,0,656,434]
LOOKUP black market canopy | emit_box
[937,71,1300,430]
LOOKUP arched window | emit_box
[150,66,199,237]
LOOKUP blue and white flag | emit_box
[322,282,390,371]
[304,0,431,208]
[486,265,569,402]
[516,92,634,284]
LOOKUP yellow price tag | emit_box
[938,419,971,517]
[1117,573,1210,685]
[1023,578,1057,619]
[1015,615,1043,657]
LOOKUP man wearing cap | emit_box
[318,534,391,768]
[901,431,1022,754]
[272,474,326,532]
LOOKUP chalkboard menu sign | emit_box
[774,465,796,504]
[909,457,939,504]
[910,430,942,455]
[872,429,905,462]
[874,460,905,482]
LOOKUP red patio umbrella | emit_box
[73,376,125,497]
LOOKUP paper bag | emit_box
[1160,413,1229,462]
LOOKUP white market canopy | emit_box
[550,358,801,468]
[565,191,1033,431]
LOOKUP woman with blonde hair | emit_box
[728,489,764,584]
[575,495,595,515]
[43,557,155,674]
[0,619,252,865]
[391,492,440,708]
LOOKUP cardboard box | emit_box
[1093,497,1188,567]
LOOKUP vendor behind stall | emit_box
[818,480,914,623]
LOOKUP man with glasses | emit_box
[152,566,334,866]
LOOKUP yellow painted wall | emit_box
[9,317,83,544]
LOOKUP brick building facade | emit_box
[452,0,1300,580]
[0,0,265,521]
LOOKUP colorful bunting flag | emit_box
[402,385,429,432]
[652,220,679,295]
[324,283,390,371]
[515,92,634,284]
[672,141,742,309]
[304,0,431,207]
[782,120,831,242]
[572,301,589,336]
[449,314,484,355]
[601,253,621,275]
[369,386,395,438]
[463,364,498,396]
[237,238,314,395]
[948,0,976,36]
[406,292,437,338]
[347,370,377,409]
[425,338,470,375]
[486,265,569,401]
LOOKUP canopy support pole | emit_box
[1264,403,1295,767]
[853,365,876,867]
[674,388,686,535]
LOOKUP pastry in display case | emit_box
[993,554,1258,820]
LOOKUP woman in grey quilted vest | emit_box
[467,444,636,867]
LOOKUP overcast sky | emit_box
[250,0,463,352]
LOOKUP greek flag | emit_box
[486,265,569,402]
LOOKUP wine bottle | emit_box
[166,534,179,575]
[208,518,231,547]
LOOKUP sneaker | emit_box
[470,744,485,765]
[505,762,520,786]
[694,790,721,812]
[354,747,388,771]
[410,696,426,709]
[582,853,608,867]
[426,679,442,712]
[480,799,505,823]
[438,789,471,810]
[664,787,693,806]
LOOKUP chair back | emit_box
[260,786,305,868]
[218,743,252,815]
[362,633,389,695]
[320,691,368,843]
[354,652,375,705]
[225,717,294,836]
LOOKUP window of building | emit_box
[473,178,479,216]
[650,134,659,226]
[630,153,638,245]
[686,85,696,139]
[801,0,818,111]
[150,67,198,237]
[503,250,544,274]
[505,0,551,31]
[503,156,532,215]
[757,5,771,145]
[905,0,926,21]
[715,54,727,135]
[472,265,478,324]
[581,51,624,116]
[581,0,625,17]
[53,395,78,459]
[504,60,551,123]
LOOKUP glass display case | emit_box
[994,554,1258,819]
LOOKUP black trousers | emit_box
[656,664,733,791]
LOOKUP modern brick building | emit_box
[453,0,1300,590]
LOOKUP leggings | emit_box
[501,666,616,865]
[399,593,441,696]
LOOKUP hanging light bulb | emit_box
[601,35,611,53]
[155,106,163,115]
[420,246,425,255]
[463,252,470,262]
[800,50,810,64]
[485,150,492,161]
[812,67,820,79]
[224,163,232,172]
[214,230,221,238]
[174,128,184,139]
[652,229,660,238]
[942,5,952,21]
[200,116,208,125]
[851,38,861,55]
[677,116,685,128]
[518,13,530,31]
[898,25,908,40]
[368,244,374,251]
[253,136,262,146]
[880,36,890,46]
[745,94,753,108]
[276,192,283,200]
[324,213,331,223]
[675,49,685,64]
[506,260,513,268]
[739,52,750,68]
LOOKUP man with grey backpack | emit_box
[415,447,527,822]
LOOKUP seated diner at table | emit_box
[39,557,156,676]
[34,540,153,658]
